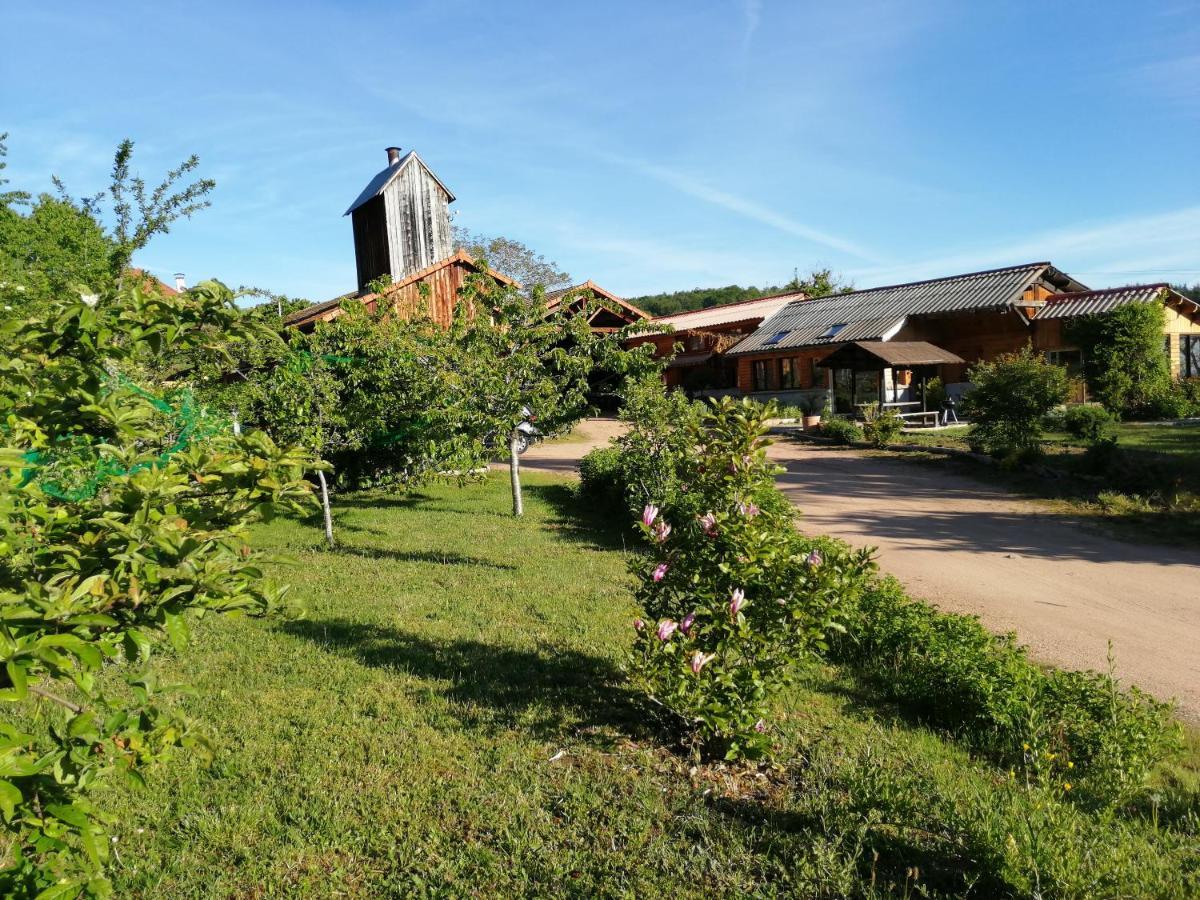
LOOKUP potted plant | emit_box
[801,393,827,430]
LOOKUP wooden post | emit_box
[509,429,524,517]
[316,469,335,548]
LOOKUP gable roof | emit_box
[729,262,1086,355]
[1035,284,1198,319]
[344,150,456,216]
[282,250,514,328]
[648,293,801,332]
[544,280,650,321]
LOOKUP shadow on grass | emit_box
[712,793,1011,897]
[281,619,648,743]
[322,545,516,570]
[524,482,634,553]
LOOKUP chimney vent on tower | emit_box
[386,146,402,166]
[174,273,186,291]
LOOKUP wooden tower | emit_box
[344,147,455,293]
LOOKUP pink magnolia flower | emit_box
[737,500,761,518]
[652,562,669,582]
[729,588,746,619]
[680,611,696,635]
[754,719,767,733]
[633,618,645,632]
[652,519,672,543]
[698,512,718,537]
[641,504,659,529]
[806,548,823,567]
[690,651,717,674]
[656,620,678,642]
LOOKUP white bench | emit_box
[897,410,941,428]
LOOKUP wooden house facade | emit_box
[623,293,799,392]
[726,264,1200,414]
[283,250,516,332]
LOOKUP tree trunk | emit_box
[317,469,335,548]
[509,429,524,517]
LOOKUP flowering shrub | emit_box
[627,398,874,759]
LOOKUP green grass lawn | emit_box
[41,473,1197,896]
[894,421,1200,461]
[868,421,1200,544]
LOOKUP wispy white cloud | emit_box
[851,205,1200,288]
[593,150,881,262]
[740,0,763,51]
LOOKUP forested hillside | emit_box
[627,284,788,317]
[628,270,851,316]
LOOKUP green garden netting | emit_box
[18,376,227,502]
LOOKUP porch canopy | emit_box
[817,341,965,418]
[815,340,964,371]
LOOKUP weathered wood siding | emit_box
[371,257,470,328]
[382,161,452,282]
[351,196,390,289]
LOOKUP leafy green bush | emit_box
[1062,404,1118,443]
[0,281,315,894]
[862,405,905,447]
[963,347,1068,461]
[826,574,1181,807]
[1066,303,1174,419]
[922,375,947,412]
[612,376,703,519]
[578,446,624,510]
[627,398,874,759]
[821,416,864,444]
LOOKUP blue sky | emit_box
[3,0,1198,300]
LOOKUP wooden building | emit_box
[1032,284,1200,380]
[283,250,516,332]
[543,281,650,333]
[624,293,799,392]
[285,147,513,332]
[727,264,1200,414]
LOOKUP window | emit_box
[1046,349,1084,378]
[818,322,848,340]
[1184,335,1200,379]
[764,330,789,346]
[752,359,770,391]
[780,357,797,389]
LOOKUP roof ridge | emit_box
[1044,283,1168,303]
[783,261,1051,308]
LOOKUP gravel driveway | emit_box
[522,420,1200,719]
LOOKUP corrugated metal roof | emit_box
[650,293,800,332]
[344,151,456,216]
[729,262,1077,355]
[1036,284,1169,319]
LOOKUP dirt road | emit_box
[522,421,1200,719]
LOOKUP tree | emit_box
[784,267,853,297]
[450,271,656,515]
[0,194,114,317]
[0,135,214,315]
[452,226,570,291]
[104,139,214,283]
[963,346,1069,460]
[0,280,314,895]
[1065,302,1175,418]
